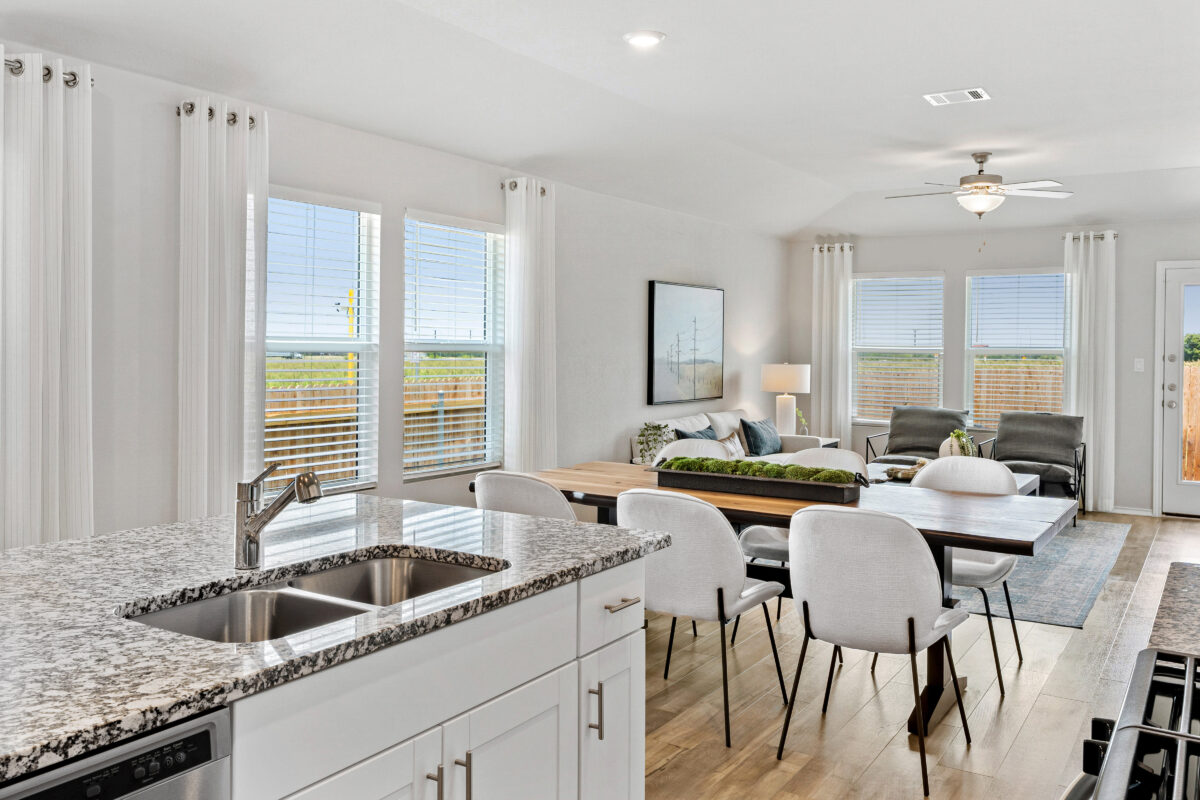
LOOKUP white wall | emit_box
[788,219,1200,513]
[24,42,789,533]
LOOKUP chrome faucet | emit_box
[235,463,324,570]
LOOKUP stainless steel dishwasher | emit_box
[0,708,229,800]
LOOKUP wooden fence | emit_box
[1183,362,1200,482]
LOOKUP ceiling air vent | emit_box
[923,87,991,106]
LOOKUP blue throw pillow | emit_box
[740,418,782,456]
[676,426,717,440]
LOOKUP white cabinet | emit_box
[442,664,579,800]
[287,728,441,800]
[579,632,645,800]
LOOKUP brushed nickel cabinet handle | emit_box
[454,751,473,800]
[604,596,641,613]
[589,681,605,740]
[425,764,444,800]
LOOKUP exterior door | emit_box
[579,632,645,800]
[1162,265,1200,514]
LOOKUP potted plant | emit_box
[636,422,673,465]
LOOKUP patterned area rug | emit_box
[951,519,1131,629]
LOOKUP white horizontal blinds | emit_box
[263,197,380,492]
[851,276,944,422]
[404,215,505,475]
[967,273,1068,429]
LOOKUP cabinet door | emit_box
[579,631,645,800]
[287,728,442,800]
[442,663,579,800]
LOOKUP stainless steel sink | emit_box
[286,557,495,606]
[131,588,365,643]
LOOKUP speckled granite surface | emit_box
[1149,562,1200,653]
[0,496,670,784]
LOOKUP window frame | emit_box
[850,270,946,426]
[262,185,382,495]
[962,267,1071,430]
[402,208,506,481]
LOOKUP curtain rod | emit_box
[175,102,257,130]
[499,180,547,196]
[1063,232,1118,240]
[4,57,91,87]
[814,243,853,252]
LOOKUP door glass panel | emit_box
[1182,285,1200,481]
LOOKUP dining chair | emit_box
[474,470,577,521]
[777,505,972,797]
[736,447,869,628]
[617,488,788,747]
[910,455,1023,695]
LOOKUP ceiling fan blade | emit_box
[1003,188,1074,199]
[885,190,961,199]
[924,182,961,188]
[998,180,1063,190]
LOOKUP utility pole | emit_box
[692,316,698,398]
[676,332,682,380]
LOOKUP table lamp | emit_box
[761,363,810,436]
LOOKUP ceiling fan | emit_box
[885,152,1074,218]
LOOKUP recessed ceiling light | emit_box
[623,30,666,49]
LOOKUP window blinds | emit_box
[404,215,504,475]
[851,277,944,422]
[263,197,380,492]
[967,273,1068,429]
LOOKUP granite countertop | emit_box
[0,495,670,784]
[1149,561,1200,653]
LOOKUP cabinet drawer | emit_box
[578,560,645,656]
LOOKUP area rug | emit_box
[951,519,1131,629]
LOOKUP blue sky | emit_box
[1186,285,1200,334]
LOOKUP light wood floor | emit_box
[643,512,1200,799]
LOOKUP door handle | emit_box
[454,751,473,800]
[589,681,605,740]
[425,764,444,800]
[604,596,641,613]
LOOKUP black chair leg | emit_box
[943,635,971,744]
[730,615,741,646]
[870,652,879,673]
[908,619,930,797]
[776,633,809,760]
[979,588,1006,696]
[836,645,843,664]
[762,603,788,704]
[821,646,838,713]
[663,617,678,680]
[692,619,698,637]
[717,590,732,748]
[776,595,782,621]
[1002,581,1024,663]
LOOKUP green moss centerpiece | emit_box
[652,457,862,503]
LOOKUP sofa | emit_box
[630,408,823,465]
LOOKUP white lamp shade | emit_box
[956,191,1005,216]
[761,363,811,394]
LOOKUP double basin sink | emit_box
[130,557,498,644]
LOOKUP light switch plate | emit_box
[1134,358,1145,373]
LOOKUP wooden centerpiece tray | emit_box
[649,466,861,503]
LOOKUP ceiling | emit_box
[3,0,1199,237]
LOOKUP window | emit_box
[851,276,944,423]
[403,212,504,476]
[966,272,1068,429]
[263,192,380,493]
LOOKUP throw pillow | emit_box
[740,417,782,456]
[676,426,717,440]
[719,431,746,459]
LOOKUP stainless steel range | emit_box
[1067,648,1200,799]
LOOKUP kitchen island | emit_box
[0,495,669,798]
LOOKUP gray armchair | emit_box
[980,411,1086,508]
[865,407,969,467]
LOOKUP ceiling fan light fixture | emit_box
[623,30,666,48]
[957,191,1005,218]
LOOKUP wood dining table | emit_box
[531,460,1078,733]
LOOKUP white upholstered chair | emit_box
[777,506,972,796]
[474,470,577,521]
[910,456,1024,695]
[653,438,730,464]
[617,488,788,747]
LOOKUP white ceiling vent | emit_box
[923,87,991,106]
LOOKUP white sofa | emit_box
[630,407,823,464]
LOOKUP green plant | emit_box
[660,457,854,484]
[950,429,976,457]
[637,422,673,464]
[795,409,807,428]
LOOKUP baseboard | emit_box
[1110,505,1156,517]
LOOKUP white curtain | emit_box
[1,50,95,549]
[177,98,268,520]
[1065,230,1117,512]
[502,177,557,472]
[811,243,853,446]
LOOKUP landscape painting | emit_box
[648,281,724,404]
